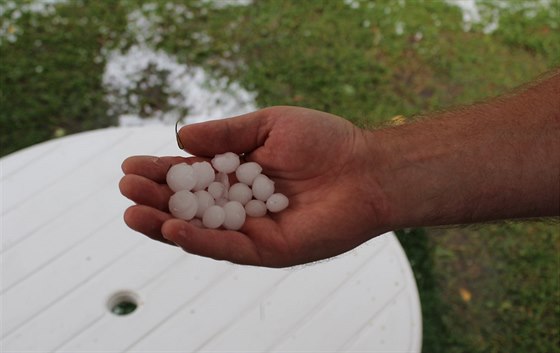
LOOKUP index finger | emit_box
[179,109,273,157]
[121,156,189,183]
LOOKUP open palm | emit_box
[120,106,386,267]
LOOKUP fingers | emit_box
[161,219,264,266]
[123,205,176,246]
[179,109,273,157]
[121,156,188,183]
[119,174,173,211]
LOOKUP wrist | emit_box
[360,125,431,231]
[353,127,404,233]
[362,118,483,230]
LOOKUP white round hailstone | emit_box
[228,183,253,205]
[215,172,230,190]
[211,152,240,174]
[223,201,246,230]
[245,199,267,217]
[166,163,197,192]
[252,174,275,201]
[168,190,198,220]
[207,181,228,200]
[215,198,229,207]
[192,161,215,191]
[235,162,262,186]
[194,190,215,218]
[266,193,289,213]
[202,205,226,229]
[190,218,203,228]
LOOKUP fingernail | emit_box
[162,228,174,241]
[162,226,187,242]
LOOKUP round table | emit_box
[1,126,422,352]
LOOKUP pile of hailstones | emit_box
[166,152,289,230]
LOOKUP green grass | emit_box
[1,1,127,154]
[397,224,560,353]
[1,0,559,351]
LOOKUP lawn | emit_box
[1,0,559,352]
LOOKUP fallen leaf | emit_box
[459,287,472,302]
[390,115,407,126]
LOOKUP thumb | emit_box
[179,109,272,157]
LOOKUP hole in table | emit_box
[107,291,140,316]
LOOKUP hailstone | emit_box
[165,152,289,229]
[202,205,226,229]
[223,201,246,230]
[215,172,230,190]
[166,163,196,192]
[190,218,203,228]
[168,190,198,220]
[235,162,262,186]
[228,183,252,205]
[194,190,215,218]
[211,152,240,174]
[207,181,228,200]
[252,174,275,201]
[192,161,215,191]
[266,193,289,213]
[245,199,267,217]
[215,197,229,207]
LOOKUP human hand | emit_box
[120,106,388,267]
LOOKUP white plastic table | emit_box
[1,126,422,352]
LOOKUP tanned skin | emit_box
[120,70,559,267]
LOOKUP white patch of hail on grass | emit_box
[343,0,360,10]
[125,5,165,46]
[103,45,257,127]
[0,0,67,44]
[200,0,254,9]
[395,21,405,35]
[445,0,481,32]
[445,0,554,34]
[103,5,257,127]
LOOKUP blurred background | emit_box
[1,0,558,351]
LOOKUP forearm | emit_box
[366,70,560,229]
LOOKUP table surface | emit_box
[1,126,422,352]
